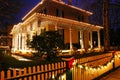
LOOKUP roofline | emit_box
[22,0,93,21]
[22,0,44,21]
[52,0,93,15]
[23,13,103,31]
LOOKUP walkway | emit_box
[100,68,120,80]
[11,54,32,61]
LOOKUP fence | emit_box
[72,52,120,80]
[0,61,66,80]
[1,51,120,80]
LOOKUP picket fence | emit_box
[1,51,120,80]
[0,61,66,80]
[72,51,120,80]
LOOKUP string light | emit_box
[76,57,115,71]
[75,51,120,71]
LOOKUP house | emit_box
[11,0,103,54]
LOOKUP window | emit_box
[62,10,64,18]
[56,9,59,17]
[43,8,47,14]
[78,14,84,21]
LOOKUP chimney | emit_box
[68,0,72,5]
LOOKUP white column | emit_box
[24,33,27,50]
[16,34,19,50]
[69,27,73,50]
[90,32,93,48]
[80,30,84,49]
[21,33,24,50]
[97,30,101,48]
[55,23,58,31]
[12,35,15,49]
[18,34,21,50]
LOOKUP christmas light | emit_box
[76,57,115,71]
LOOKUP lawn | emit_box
[0,53,63,71]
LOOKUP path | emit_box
[11,55,32,61]
[100,68,120,80]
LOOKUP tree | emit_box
[30,31,65,60]
[0,0,23,28]
[103,0,110,51]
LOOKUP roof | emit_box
[22,0,93,21]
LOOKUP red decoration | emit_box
[68,57,75,69]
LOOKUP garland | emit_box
[71,52,120,71]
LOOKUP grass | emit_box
[0,53,63,71]
[0,54,37,70]
[0,49,109,71]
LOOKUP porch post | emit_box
[22,33,24,50]
[15,35,17,50]
[12,35,15,50]
[55,22,58,31]
[24,34,27,50]
[98,30,101,48]
[18,34,21,50]
[90,31,93,48]
[80,30,84,49]
[69,27,73,50]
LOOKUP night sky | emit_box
[16,0,40,22]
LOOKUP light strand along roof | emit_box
[23,13,103,31]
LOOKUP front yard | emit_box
[0,52,62,71]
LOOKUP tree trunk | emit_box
[103,0,110,51]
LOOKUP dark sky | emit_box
[16,0,40,21]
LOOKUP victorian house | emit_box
[11,0,103,53]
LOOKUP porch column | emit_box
[16,34,19,50]
[55,23,58,31]
[24,34,27,50]
[69,27,73,50]
[18,34,21,50]
[80,30,84,49]
[12,35,15,49]
[97,30,101,48]
[90,31,93,48]
[21,33,25,50]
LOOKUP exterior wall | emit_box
[83,30,89,51]
[39,1,89,22]
[64,29,78,44]
[47,24,55,31]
